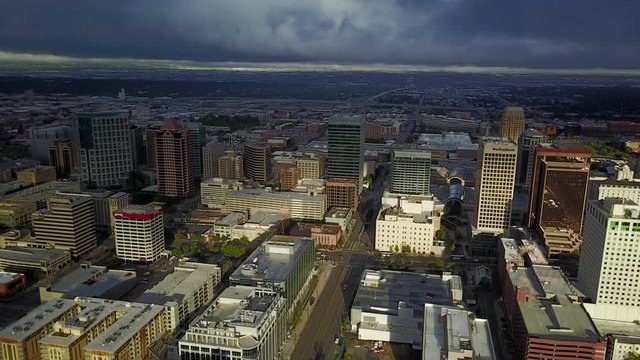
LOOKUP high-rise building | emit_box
[114,203,164,263]
[500,106,526,143]
[145,127,159,170]
[183,121,206,177]
[48,139,77,179]
[327,115,364,194]
[29,125,77,165]
[528,146,591,252]
[155,120,195,197]
[475,138,518,232]
[218,150,244,180]
[276,161,301,190]
[130,125,147,168]
[31,194,96,258]
[202,141,225,180]
[243,143,272,183]
[75,112,133,189]
[391,150,431,195]
[516,129,547,191]
[326,178,359,209]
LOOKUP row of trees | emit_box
[171,235,251,260]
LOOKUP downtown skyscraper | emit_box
[500,106,526,144]
[390,149,431,195]
[327,115,364,194]
[155,120,195,197]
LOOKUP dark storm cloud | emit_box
[0,0,638,68]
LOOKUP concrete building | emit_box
[0,271,26,298]
[375,192,442,254]
[202,141,225,180]
[327,115,364,194]
[324,207,355,234]
[391,150,431,195]
[596,181,640,204]
[183,121,205,177]
[16,166,56,186]
[138,261,221,331]
[155,119,195,197]
[229,211,286,241]
[296,153,324,179]
[417,132,478,160]
[2,180,80,211]
[218,150,244,180]
[326,178,359,209]
[502,264,606,360]
[39,264,136,302]
[230,236,314,316]
[0,297,165,360]
[423,304,496,360]
[225,188,326,221]
[48,139,77,179]
[0,199,36,228]
[200,177,243,209]
[29,125,76,165]
[32,194,96,258]
[275,161,300,190]
[500,106,526,143]
[309,224,342,249]
[0,231,72,275]
[528,146,591,256]
[244,143,272,184]
[145,126,159,170]
[107,191,130,231]
[516,129,547,191]
[178,285,287,360]
[114,203,164,263]
[213,212,246,238]
[75,112,133,189]
[350,270,462,348]
[475,138,518,233]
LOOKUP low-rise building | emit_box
[137,261,221,331]
[178,285,287,360]
[310,224,342,249]
[350,270,462,348]
[225,188,326,221]
[213,212,246,239]
[230,236,314,317]
[0,231,72,275]
[0,297,166,360]
[200,177,243,209]
[230,211,286,241]
[0,199,36,228]
[16,166,56,186]
[0,271,26,298]
[39,263,136,302]
[423,304,496,360]
[324,207,355,234]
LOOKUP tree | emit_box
[393,245,400,253]
[401,245,411,253]
[624,352,640,360]
[174,232,187,242]
[436,229,447,241]
[190,233,203,241]
[450,243,457,252]
[412,246,416,254]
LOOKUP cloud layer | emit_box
[0,0,638,68]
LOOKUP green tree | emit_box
[190,233,203,241]
[174,232,187,242]
[450,243,457,252]
[412,246,416,253]
[624,352,640,360]
[436,229,447,241]
[393,245,399,253]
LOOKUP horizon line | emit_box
[1,51,640,76]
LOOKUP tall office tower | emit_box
[500,106,526,144]
[29,125,76,165]
[155,120,195,197]
[48,139,77,179]
[327,115,364,194]
[326,178,359,209]
[217,150,244,179]
[31,194,96,258]
[202,141,225,180]
[183,121,205,177]
[579,199,640,318]
[475,138,518,232]
[243,143,272,183]
[528,146,591,245]
[515,129,547,191]
[75,112,133,189]
[391,150,431,195]
[145,127,159,170]
[130,126,147,168]
[114,203,164,263]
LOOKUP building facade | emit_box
[218,150,244,180]
[75,112,133,189]
[31,194,96,258]
[225,189,326,221]
[29,125,77,165]
[391,150,431,195]
[327,115,364,194]
[114,203,164,263]
[16,166,56,186]
[500,106,526,143]
[202,141,225,180]
[516,129,547,191]
[243,143,272,184]
[48,139,77,179]
[326,178,359,210]
[475,138,518,232]
[155,120,195,197]
[184,121,206,177]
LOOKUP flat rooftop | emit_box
[230,236,313,286]
[216,212,245,226]
[0,271,23,284]
[246,211,286,226]
[0,247,69,264]
[230,188,325,202]
[509,265,597,342]
[138,262,220,306]
[0,299,76,341]
[325,207,352,219]
[423,304,496,360]
[47,265,135,298]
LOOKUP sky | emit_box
[0,1,638,69]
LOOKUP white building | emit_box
[178,285,287,360]
[475,138,518,233]
[597,181,640,204]
[423,304,496,360]
[114,203,164,263]
[375,192,442,254]
[137,261,221,331]
[350,270,462,349]
[200,177,243,209]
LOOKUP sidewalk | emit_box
[281,260,334,359]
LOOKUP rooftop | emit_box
[0,246,69,264]
[216,212,246,226]
[0,299,76,341]
[138,262,220,306]
[0,271,24,284]
[46,265,135,298]
[325,207,352,219]
[230,188,325,202]
[246,211,286,226]
[230,237,313,286]
[509,265,598,342]
[115,203,162,216]
[423,304,496,360]
[192,286,275,330]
